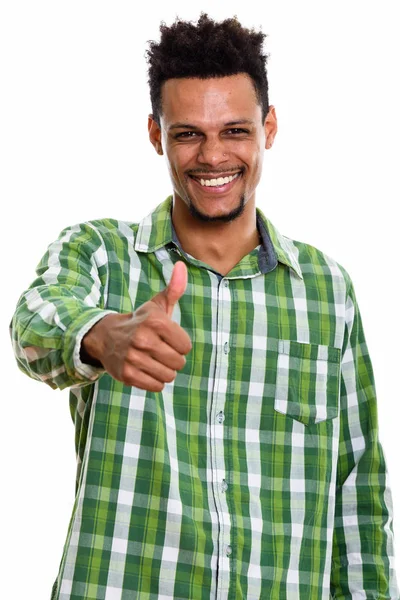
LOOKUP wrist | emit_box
[80,312,133,368]
[80,338,103,368]
[80,315,113,367]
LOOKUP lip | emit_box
[188,172,242,195]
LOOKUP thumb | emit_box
[151,261,188,317]
[165,261,188,317]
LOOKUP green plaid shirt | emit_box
[10,196,399,599]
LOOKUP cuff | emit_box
[62,309,118,384]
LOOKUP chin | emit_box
[187,195,246,224]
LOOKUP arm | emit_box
[330,278,399,599]
[9,221,117,390]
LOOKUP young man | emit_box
[10,14,399,600]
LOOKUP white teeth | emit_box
[198,173,240,187]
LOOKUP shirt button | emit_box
[224,280,229,287]
[225,545,232,557]
[217,411,225,424]
[221,479,228,493]
[224,342,229,355]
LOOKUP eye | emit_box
[175,131,200,139]
[226,128,250,135]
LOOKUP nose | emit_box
[197,135,228,167]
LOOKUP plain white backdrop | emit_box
[1,1,399,597]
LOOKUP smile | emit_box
[188,171,243,194]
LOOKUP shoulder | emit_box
[48,219,140,266]
[58,218,141,253]
[284,232,353,295]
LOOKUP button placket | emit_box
[216,411,225,424]
[210,274,233,595]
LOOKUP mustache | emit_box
[186,167,244,176]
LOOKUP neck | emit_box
[171,195,260,275]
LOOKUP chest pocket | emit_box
[274,339,341,426]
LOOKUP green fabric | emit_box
[10,196,399,599]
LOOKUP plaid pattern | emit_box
[10,196,399,599]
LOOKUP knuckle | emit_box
[141,382,160,392]
[121,363,134,383]
[177,356,186,370]
[165,370,177,383]
[139,381,164,393]
[126,347,139,364]
[133,330,152,351]
[148,310,167,330]
[152,381,165,392]
[120,365,164,393]
[183,333,192,353]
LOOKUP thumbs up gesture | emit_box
[148,260,188,318]
[81,261,192,391]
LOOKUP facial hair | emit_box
[187,193,246,223]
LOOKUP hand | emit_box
[81,261,192,391]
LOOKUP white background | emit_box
[1,1,399,597]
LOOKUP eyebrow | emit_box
[168,119,255,131]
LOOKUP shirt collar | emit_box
[134,196,303,279]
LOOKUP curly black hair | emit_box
[146,13,270,126]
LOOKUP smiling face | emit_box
[148,73,277,223]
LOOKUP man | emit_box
[10,13,399,600]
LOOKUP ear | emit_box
[264,105,277,149]
[148,115,163,155]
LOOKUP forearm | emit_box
[9,222,117,390]
[10,289,116,389]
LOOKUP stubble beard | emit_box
[186,193,246,223]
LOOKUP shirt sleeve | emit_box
[330,277,400,599]
[9,221,118,390]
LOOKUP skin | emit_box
[148,73,278,275]
[82,73,277,391]
[82,261,191,392]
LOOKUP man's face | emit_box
[148,73,277,223]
